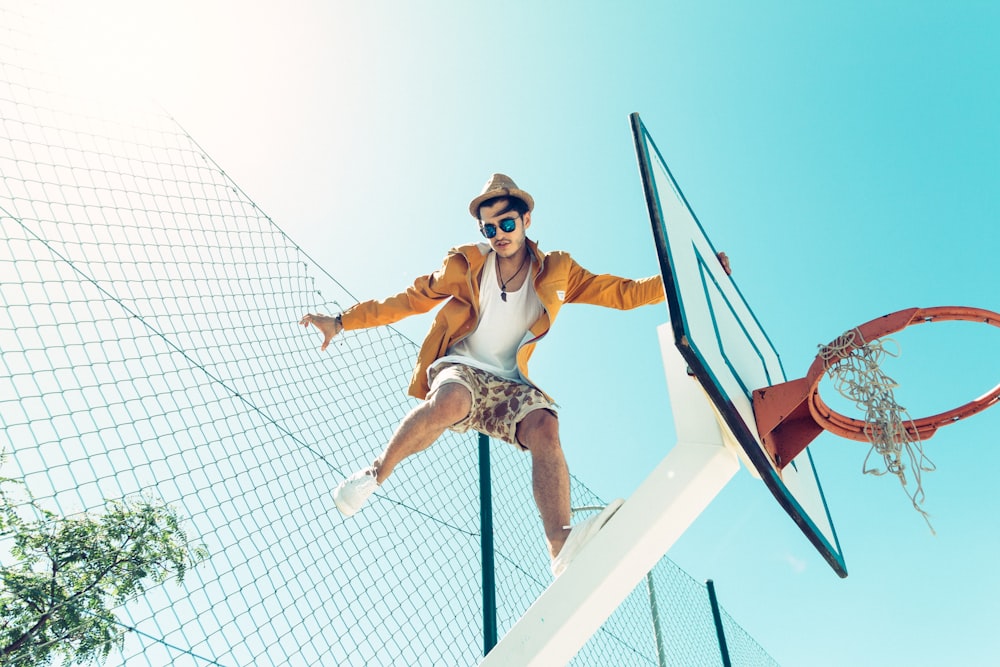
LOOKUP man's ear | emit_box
[523,211,531,230]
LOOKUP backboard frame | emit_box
[630,112,847,577]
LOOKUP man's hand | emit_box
[716,251,732,276]
[299,313,343,351]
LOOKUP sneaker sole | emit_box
[551,498,624,577]
[332,478,377,517]
[333,494,359,517]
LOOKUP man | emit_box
[300,174,664,577]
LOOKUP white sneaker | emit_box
[333,467,379,517]
[550,498,624,578]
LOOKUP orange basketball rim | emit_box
[752,306,1000,469]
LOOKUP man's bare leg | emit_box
[517,409,572,559]
[372,382,472,484]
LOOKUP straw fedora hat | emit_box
[468,173,535,219]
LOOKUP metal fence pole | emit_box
[645,571,669,667]
[479,432,498,655]
[706,579,731,667]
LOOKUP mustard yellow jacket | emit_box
[340,239,665,399]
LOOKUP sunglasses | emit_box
[480,217,519,239]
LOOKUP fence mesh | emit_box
[1,5,779,666]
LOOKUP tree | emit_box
[0,473,207,666]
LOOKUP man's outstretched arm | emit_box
[298,246,474,351]
[563,261,665,310]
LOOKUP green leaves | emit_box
[0,475,206,666]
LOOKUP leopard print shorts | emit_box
[427,363,556,449]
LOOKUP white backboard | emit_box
[631,112,846,577]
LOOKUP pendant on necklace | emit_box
[497,251,527,303]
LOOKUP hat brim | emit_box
[469,188,535,219]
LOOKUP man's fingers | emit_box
[716,252,732,276]
[300,313,342,351]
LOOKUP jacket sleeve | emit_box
[563,258,665,310]
[340,251,469,330]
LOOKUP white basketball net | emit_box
[819,330,936,532]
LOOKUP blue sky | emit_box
[27,1,1000,665]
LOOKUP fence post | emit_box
[645,571,668,667]
[479,432,498,655]
[706,579,731,667]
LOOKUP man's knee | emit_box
[517,409,560,451]
[426,382,472,426]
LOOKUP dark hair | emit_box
[476,195,530,221]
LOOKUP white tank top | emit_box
[431,251,543,382]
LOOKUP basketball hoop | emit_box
[753,306,1000,527]
[753,306,1000,469]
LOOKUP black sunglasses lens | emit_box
[481,217,517,239]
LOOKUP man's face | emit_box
[479,199,531,259]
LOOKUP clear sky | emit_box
[24,1,1000,665]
